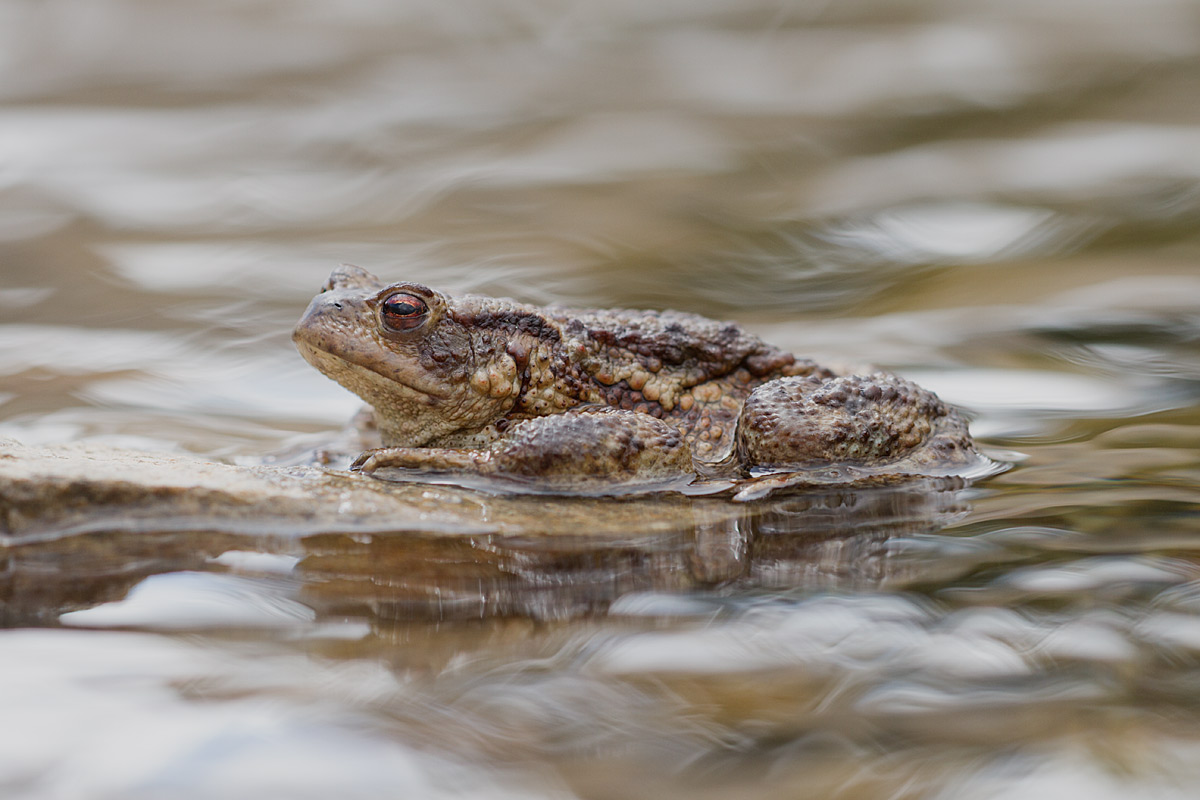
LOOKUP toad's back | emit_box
[536,306,836,461]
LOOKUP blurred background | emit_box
[2,0,1200,798]
[3,0,1199,455]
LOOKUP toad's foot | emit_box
[735,373,978,474]
[352,407,694,488]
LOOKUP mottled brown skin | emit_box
[293,265,979,488]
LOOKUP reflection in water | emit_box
[1,530,244,627]
[3,481,968,627]
[299,481,970,621]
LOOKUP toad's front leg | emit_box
[351,446,488,473]
[352,407,694,487]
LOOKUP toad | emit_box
[294,265,981,492]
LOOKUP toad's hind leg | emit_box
[734,373,976,473]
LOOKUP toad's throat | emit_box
[296,342,448,404]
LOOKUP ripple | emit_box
[805,123,1200,216]
[986,556,1194,600]
[0,629,562,800]
[589,594,1037,679]
[814,202,1071,264]
[0,324,359,433]
[59,572,315,631]
[905,368,1155,418]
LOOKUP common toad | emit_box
[294,265,980,492]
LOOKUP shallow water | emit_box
[3,0,1200,797]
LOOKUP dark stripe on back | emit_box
[452,309,563,343]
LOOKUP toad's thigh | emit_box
[734,374,973,468]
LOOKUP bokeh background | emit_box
[3,0,1200,798]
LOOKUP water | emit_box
[2,0,1200,797]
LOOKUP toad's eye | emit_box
[379,292,429,332]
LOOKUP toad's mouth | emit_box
[295,341,448,404]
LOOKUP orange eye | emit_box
[379,292,429,332]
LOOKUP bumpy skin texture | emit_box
[293,265,978,487]
[734,374,971,469]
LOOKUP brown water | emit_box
[3,0,1200,797]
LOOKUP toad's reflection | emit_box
[298,478,971,621]
[9,480,972,628]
